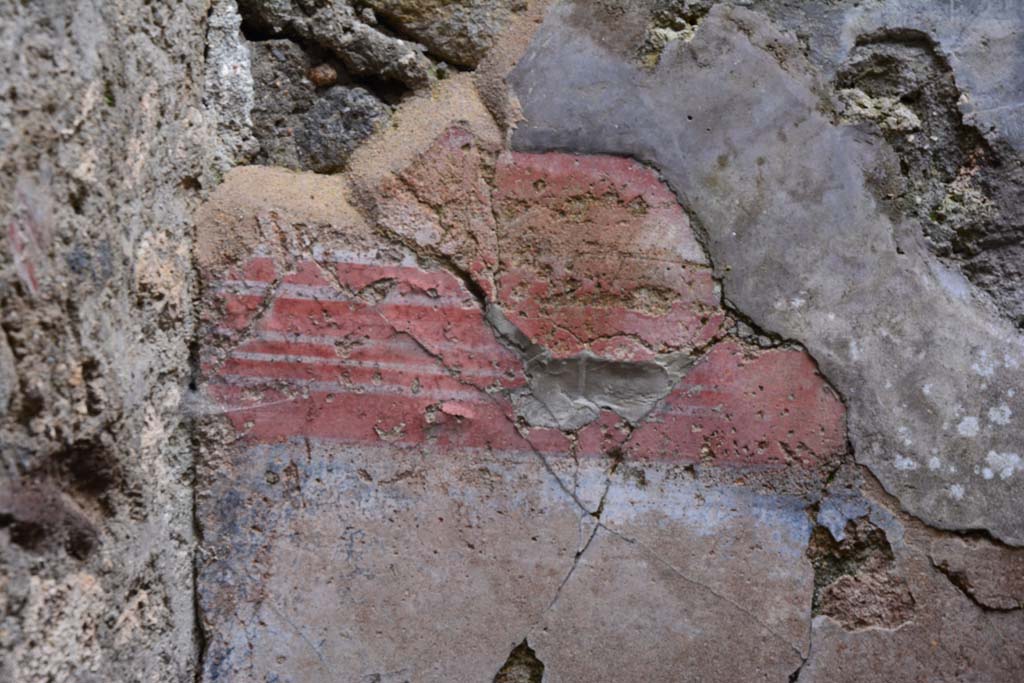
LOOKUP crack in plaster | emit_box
[600,524,809,662]
[929,559,1023,612]
[540,454,621,616]
[198,133,866,682]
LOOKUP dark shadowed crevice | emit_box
[186,106,209,682]
[494,640,545,683]
[637,0,716,69]
[229,0,445,174]
[930,558,1023,613]
[49,437,120,504]
[836,27,1024,328]
[190,403,209,683]
[0,480,100,560]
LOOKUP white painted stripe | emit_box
[211,376,493,403]
[216,329,518,360]
[213,281,474,308]
[227,351,509,379]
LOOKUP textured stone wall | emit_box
[3,1,1024,681]
[0,1,217,681]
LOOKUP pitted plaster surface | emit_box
[195,141,845,681]
[509,1,1024,544]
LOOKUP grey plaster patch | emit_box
[487,305,694,430]
[509,1,1024,543]
[733,0,1024,154]
[637,1,1024,151]
[514,353,685,430]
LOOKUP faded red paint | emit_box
[8,217,41,296]
[374,126,500,296]
[626,342,847,467]
[491,151,725,361]
[6,184,54,297]
[202,131,846,471]
[577,410,632,458]
[205,254,843,467]
[205,253,541,452]
[372,126,725,362]
[211,257,524,388]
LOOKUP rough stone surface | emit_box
[295,85,390,172]
[249,38,317,169]
[238,0,435,89]
[247,38,392,173]
[364,0,525,67]
[205,0,260,173]
[0,1,216,680]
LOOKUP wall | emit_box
[0,1,214,680]
[2,1,1023,682]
